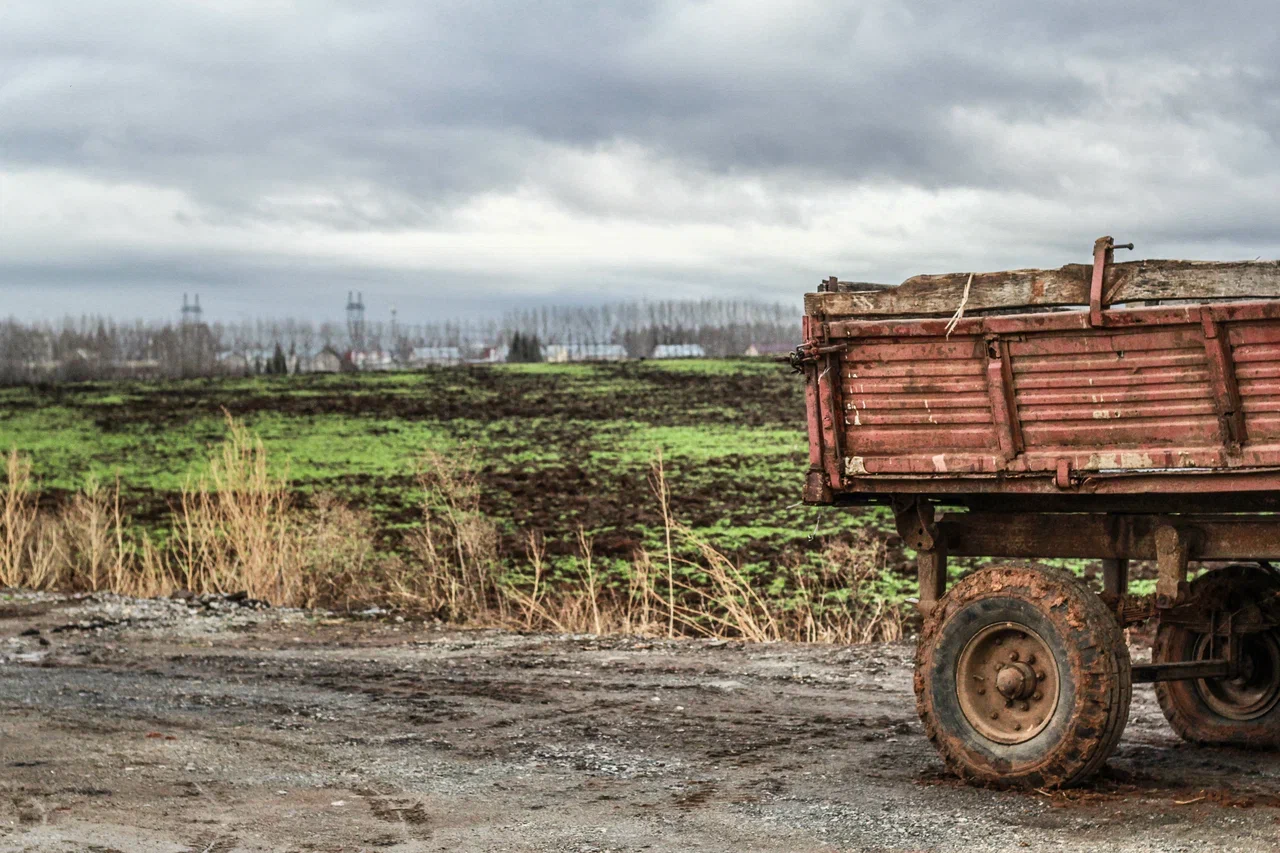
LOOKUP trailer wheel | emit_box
[1154,565,1280,747]
[915,565,1131,788]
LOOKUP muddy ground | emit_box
[2,594,1279,852]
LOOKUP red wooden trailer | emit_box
[797,237,1280,787]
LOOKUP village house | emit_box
[651,343,706,359]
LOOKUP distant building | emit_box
[476,344,509,363]
[651,343,706,359]
[411,346,463,366]
[216,352,251,374]
[541,343,627,363]
[744,343,795,357]
[308,347,343,374]
[350,350,396,370]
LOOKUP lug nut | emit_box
[977,687,986,695]
[994,638,1003,646]
[1036,671,1046,681]
[1013,723,1022,731]
[1009,651,1020,662]
[1033,692,1042,701]
[990,711,999,720]
[1019,701,1029,711]
[1026,654,1036,665]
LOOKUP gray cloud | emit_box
[4,0,1280,320]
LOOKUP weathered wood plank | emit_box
[1108,260,1280,303]
[807,259,1280,318]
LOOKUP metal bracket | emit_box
[894,499,946,616]
[1088,236,1134,327]
[893,498,937,551]
[1054,459,1073,490]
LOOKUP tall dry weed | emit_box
[402,448,503,620]
[60,476,127,592]
[296,491,379,609]
[0,449,40,588]
[169,414,302,603]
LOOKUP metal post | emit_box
[1102,558,1129,597]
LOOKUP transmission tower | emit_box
[182,293,203,326]
[346,291,366,350]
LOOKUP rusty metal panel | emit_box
[840,335,1000,475]
[1230,321,1280,442]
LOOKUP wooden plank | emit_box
[807,259,1280,318]
[807,265,1092,317]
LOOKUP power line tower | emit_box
[181,293,203,326]
[346,291,366,350]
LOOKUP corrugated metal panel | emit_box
[1010,328,1220,451]
[840,337,998,456]
[1231,322,1280,440]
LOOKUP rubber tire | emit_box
[915,564,1132,788]
[1154,564,1280,747]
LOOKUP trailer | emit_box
[797,237,1280,787]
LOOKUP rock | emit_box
[700,679,747,692]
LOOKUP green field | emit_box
[0,360,915,603]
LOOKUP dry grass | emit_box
[396,447,506,621]
[1,449,40,589]
[296,492,380,610]
[1,427,905,644]
[485,453,905,643]
[0,454,174,597]
[169,415,303,603]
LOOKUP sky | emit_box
[4,0,1280,324]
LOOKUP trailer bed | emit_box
[799,239,1280,503]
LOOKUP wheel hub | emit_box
[956,622,1061,745]
[1194,631,1280,722]
[995,662,1038,700]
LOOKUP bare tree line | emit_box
[0,299,801,384]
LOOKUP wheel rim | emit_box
[1194,631,1280,722]
[956,622,1061,745]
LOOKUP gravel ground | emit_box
[1,592,1279,852]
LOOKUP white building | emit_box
[306,348,343,373]
[351,350,396,370]
[541,343,627,363]
[411,346,463,366]
[651,343,706,359]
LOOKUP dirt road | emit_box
[1,593,1279,852]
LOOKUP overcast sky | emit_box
[4,0,1280,323]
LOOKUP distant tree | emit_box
[507,332,543,363]
[269,342,288,375]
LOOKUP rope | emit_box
[944,272,974,338]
